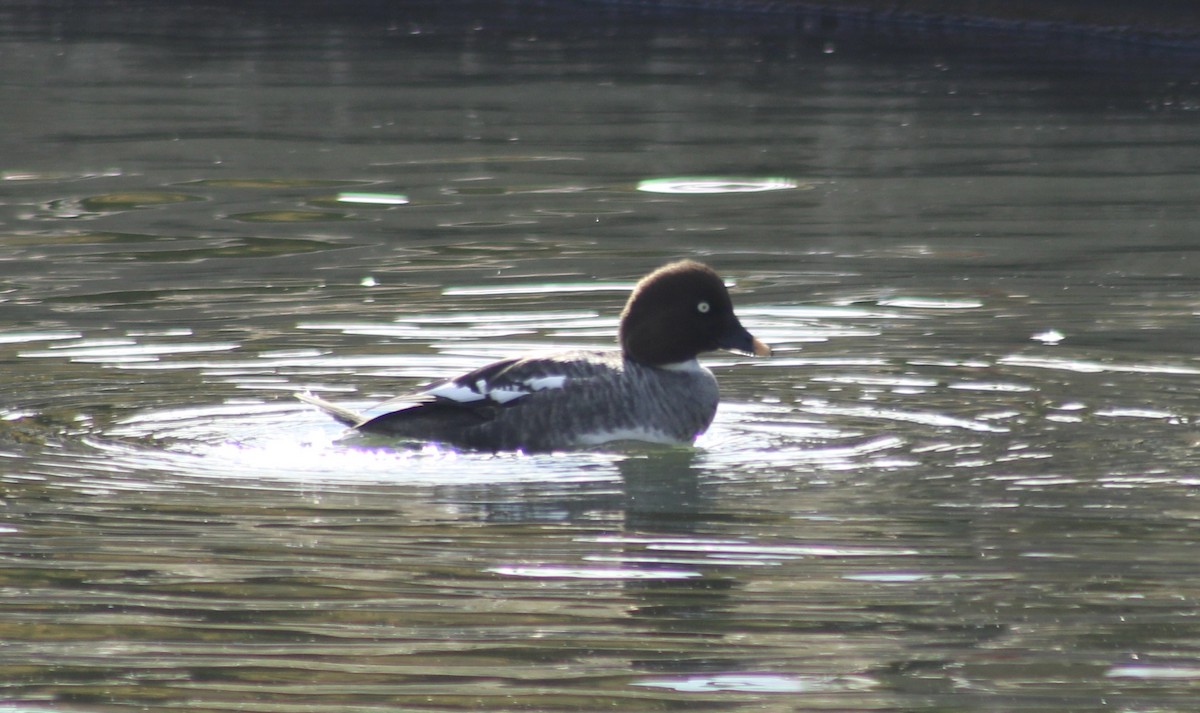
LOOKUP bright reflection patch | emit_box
[632,673,877,693]
[336,192,410,206]
[636,177,800,194]
[490,565,699,580]
[1108,665,1200,680]
[877,297,983,309]
[1031,328,1065,345]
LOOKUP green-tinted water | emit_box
[4,3,1200,711]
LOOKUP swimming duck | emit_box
[298,259,770,452]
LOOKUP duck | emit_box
[297,259,770,452]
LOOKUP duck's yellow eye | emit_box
[697,301,710,313]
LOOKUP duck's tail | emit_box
[295,391,366,428]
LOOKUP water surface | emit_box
[4,3,1200,711]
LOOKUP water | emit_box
[4,2,1200,710]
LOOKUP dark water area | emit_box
[4,2,1200,711]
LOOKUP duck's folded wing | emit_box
[293,359,532,434]
[357,352,620,445]
[354,397,495,436]
[299,351,619,443]
[387,354,590,410]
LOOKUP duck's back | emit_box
[356,350,719,452]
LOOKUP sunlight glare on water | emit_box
[636,176,808,194]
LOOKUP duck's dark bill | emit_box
[718,327,772,357]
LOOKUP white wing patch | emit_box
[426,373,569,405]
[425,381,488,403]
[486,386,529,404]
[524,375,567,391]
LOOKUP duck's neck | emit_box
[655,358,703,373]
